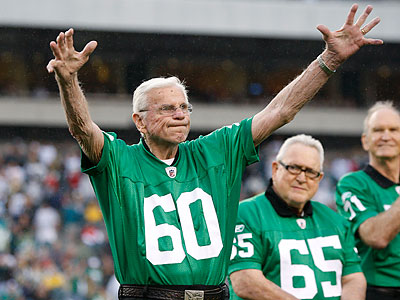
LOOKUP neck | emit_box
[272,185,305,216]
[369,155,400,183]
[144,137,179,160]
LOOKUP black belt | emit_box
[118,283,229,300]
[367,285,400,296]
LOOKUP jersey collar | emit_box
[141,138,180,165]
[265,179,313,218]
[363,164,397,189]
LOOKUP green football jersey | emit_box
[335,165,400,287]
[81,118,259,285]
[229,184,361,300]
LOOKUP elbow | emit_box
[231,277,253,299]
[233,284,252,300]
[360,233,390,249]
[369,238,390,250]
[68,121,94,143]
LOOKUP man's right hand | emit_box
[47,28,97,84]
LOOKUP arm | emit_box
[341,272,366,300]
[358,197,400,249]
[252,4,382,146]
[47,28,104,164]
[230,269,299,300]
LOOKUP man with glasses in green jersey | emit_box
[47,4,381,300]
[336,101,400,300]
[229,134,365,300]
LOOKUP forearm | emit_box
[56,74,103,163]
[230,270,299,300]
[252,50,336,146]
[341,273,366,300]
[359,197,400,248]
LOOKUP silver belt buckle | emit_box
[184,290,204,300]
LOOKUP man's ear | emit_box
[361,133,369,151]
[317,171,324,182]
[271,161,278,177]
[132,113,146,134]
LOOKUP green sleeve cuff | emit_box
[228,261,262,275]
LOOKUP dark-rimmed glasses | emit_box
[278,161,321,179]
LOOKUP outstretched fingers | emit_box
[57,32,66,51]
[316,24,331,41]
[356,5,373,28]
[65,28,74,50]
[80,41,98,59]
[344,3,358,26]
[361,16,381,36]
[46,58,56,73]
[49,40,62,60]
[363,36,384,46]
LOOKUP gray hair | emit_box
[276,134,324,170]
[363,101,400,134]
[132,77,188,114]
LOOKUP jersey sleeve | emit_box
[335,173,377,234]
[80,131,126,207]
[341,219,363,276]
[81,131,116,174]
[228,201,264,274]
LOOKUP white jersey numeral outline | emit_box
[279,235,343,299]
[341,192,366,221]
[144,188,223,265]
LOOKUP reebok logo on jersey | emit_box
[235,224,245,233]
[296,218,306,229]
[165,167,177,178]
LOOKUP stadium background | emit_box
[0,0,399,299]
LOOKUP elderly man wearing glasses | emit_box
[229,134,366,300]
[47,4,381,300]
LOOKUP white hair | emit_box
[132,76,188,114]
[363,100,400,134]
[276,134,324,170]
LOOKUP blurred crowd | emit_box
[0,139,118,300]
[0,136,368,300]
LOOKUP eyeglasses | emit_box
[139,103,193,116]
[278,161,321,179]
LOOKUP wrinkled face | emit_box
[272,143,323,212]
[133,85,191,146]
[362,108,400,161]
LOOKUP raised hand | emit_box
[47,28,97,84]
[317,4,383,64]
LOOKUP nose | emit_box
[296,171,307,182]
[381,129,391,140]
[172,108,186,118]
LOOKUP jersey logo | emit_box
[235,224,245,233]
[296,218,306,229]
[165,166,177,178]
[396,186,400,195]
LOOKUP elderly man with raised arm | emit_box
[47,4,381,300]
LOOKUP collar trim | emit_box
[265,179,313,217]
[363,164,397,189]
[141,138,179,165]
